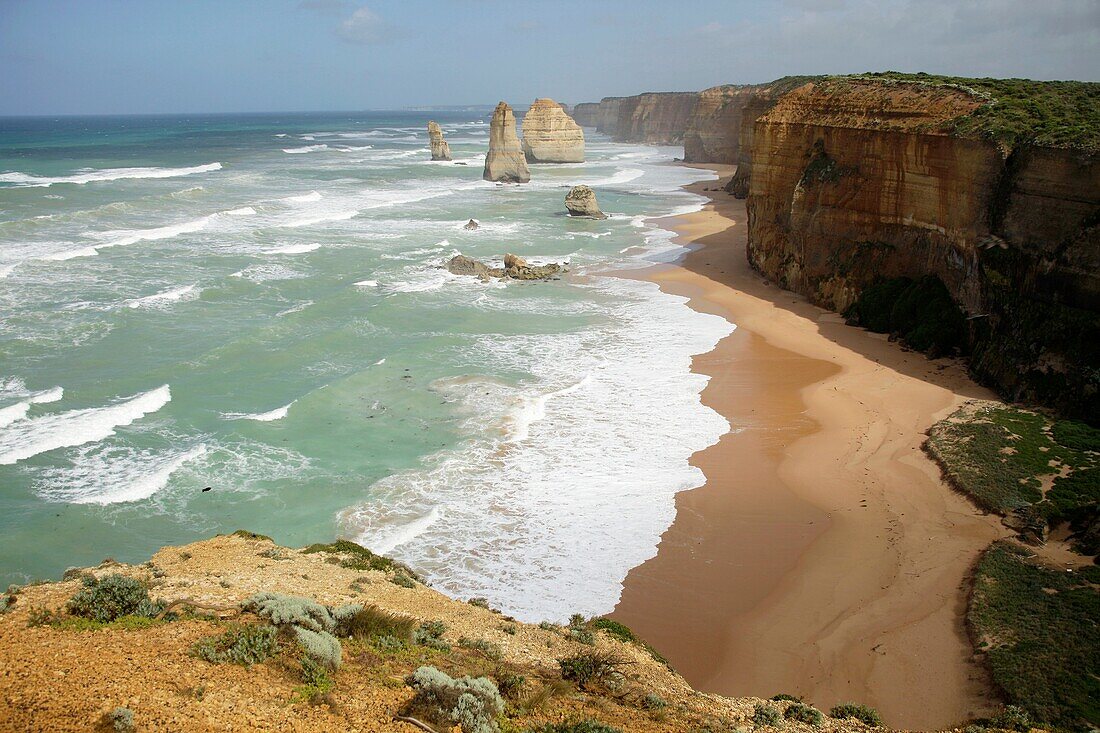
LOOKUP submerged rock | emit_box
[521,98,585,163]
[463,219,479,230]
[565,185,607,219]
[428,121,452,161]
[483,102,531,183]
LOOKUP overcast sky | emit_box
[2,0,1098,115]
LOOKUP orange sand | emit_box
[612,165,1008,729]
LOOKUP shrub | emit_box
[830,703,882,726]
[991,705,1032,732]
[753,703,783,727]
[558,651,629,690]
[297,655,335,703]
[414,620,450,649]
[67,574,163,623]
[771,694,801,702]
[642,693,666,710]
[569,627,595,645]
[293,626,342,670]
[243,592,334,633]
[303,539,420,579]
[527,721,621,733]
[335,604,414,641]
[568,613,586,628]
[469,597,491,609]
[391,571,416,588]
[495,671,526,700]
[784,703,824,726]
[191,623,278,666]
[103,706,135,733]
[232,529,273,542]
[845,275,965,356]
[459,636,503,661]
[405,665,504,733]
[0,594,14,614]
[591,618,635,643]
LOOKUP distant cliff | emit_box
[574,73,1100,419]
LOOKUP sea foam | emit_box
[0,163,222,188]
[0,385,171,465]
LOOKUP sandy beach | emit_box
[612,165,1008,729]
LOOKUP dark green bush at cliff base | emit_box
[844,275,966,356]
[968,541,1100,729]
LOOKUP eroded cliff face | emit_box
[745,79,1100,417]
[683,85,748,164]
[570,93,698,143]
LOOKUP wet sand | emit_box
[612,165,1007,729]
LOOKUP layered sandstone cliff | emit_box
[427,120,451,161]
[682,85,749,163]
[744,78,1100,417]
[520,98,585,163]
[483,101,530,183]
[570,93,698,143]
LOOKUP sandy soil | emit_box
[612,165,1008,729]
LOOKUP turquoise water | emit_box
[0,112,730,620]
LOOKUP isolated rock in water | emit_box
[428,121,452,161]
[446,254,501,280]
[565,185,607,219]
[464,219,479,230]
[447,253,562,282]
[483,102,531,183]
[521,98,585,163]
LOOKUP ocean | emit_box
[0,111,732,621]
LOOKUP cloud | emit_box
[337,6,387,45]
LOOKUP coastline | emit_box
[612,164,1008,729]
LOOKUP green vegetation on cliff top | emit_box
[849,71,1100,151]
[969,541,1100,729]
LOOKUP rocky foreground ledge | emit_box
[0,533,928,733]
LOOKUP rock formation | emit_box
[427,121,451,161]
[569,93,697,143]
[520,99,585,163]
[447,253,562,281]
[483,102,530,183]
[564,185,607,219]
[744,77,1100,418]
[463,219,479,230]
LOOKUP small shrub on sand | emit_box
[296,655,336,704]
[303,539,420,579]
[830,703,883,726]
[494,671,526,700]
[642,693,667,710]
[67,574,163,623]
[293,626,342,670]
[468,597,491,609]
[459,636,503,661]
[527,721,622,733]
[754,702,783,727]
[191,623,278,666]
[784,702,824,726]
[569,627,595,645]
[390,571,416,588]
[414,620,450,650]
[771,694,801,702]
[558,651,629,690]
[591,618,635,643]
[404,665,504,733]
[991,705,1033,732]
[243,592,335,632]
[102,706,135,733]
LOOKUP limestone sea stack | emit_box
[483,102,531,183]
[521,98,585,163]
[564,185,607,219]
[428,121,452,161]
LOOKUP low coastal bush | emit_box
[590,618,634,643]
[844,275,965,357]
[297,655,336,703]
[458,636,503,661]
[771,694,801,702]
[67,574,163,623]
[526,721,622,733]
[968,542,1099,729]
[293,626,342,670]
[753,702,784,727]
[642,692,667,710]
[191,623,278,666]
[390,570,416,588]
[558,651,629,690]
[783,702,824,726]
[243,592,346,669]
[302,539,420,580]
[405,665,504,733]
[830,703,883,726]
[493,671,526,700]
[102,706,135,733]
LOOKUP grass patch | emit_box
[335,604,415,642]
[527,722,622,733]
[853,72,1100,151]
[302,539,421,580]
[925,403,1099,549]
[968,541,1099,729]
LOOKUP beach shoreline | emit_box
[611,164,1008,729]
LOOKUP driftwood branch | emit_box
[393,715,438,732]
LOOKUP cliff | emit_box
[0,533,887,732]
[682,85,749,163]
[744,76,1100,418]
[520,98,585,163]
[570,93,699,144]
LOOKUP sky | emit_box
[1,0,1098,115]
